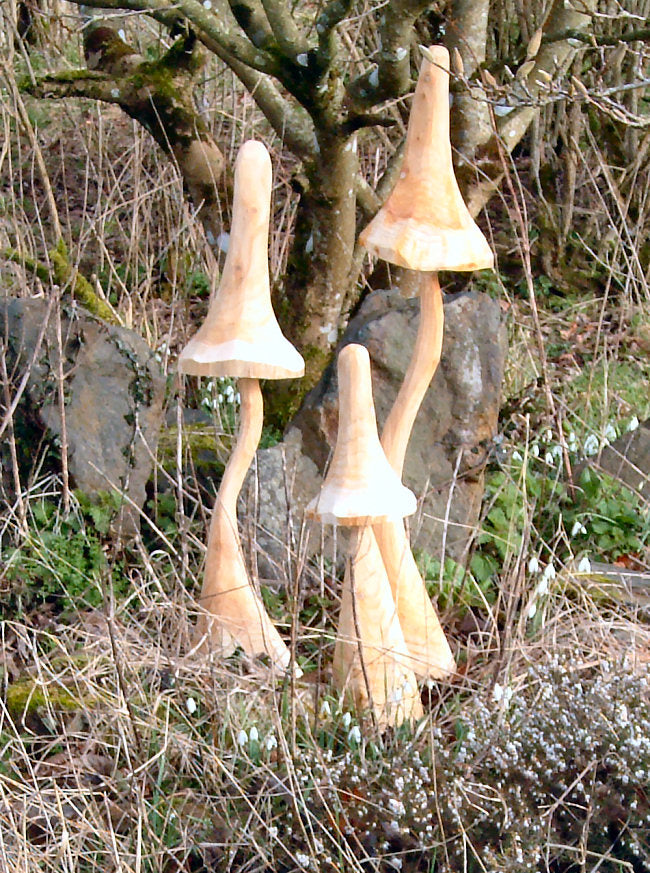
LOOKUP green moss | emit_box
[158,424,227,472]
[3,247,51,282]
[6,680,89,717]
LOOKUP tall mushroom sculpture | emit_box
[359,45,494,679]
[179,140,304,671]
[307,343,423,728]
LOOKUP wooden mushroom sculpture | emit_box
[359,45,494,679]
[307,343,423,728]
[179,140,304,671]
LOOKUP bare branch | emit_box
[466,0,599,217]
[259,0,307,55]
[228,0,276,50]
[315,0,353,67]
[346,0,432,108]
[67,0,279,74]
[199,30,316,159]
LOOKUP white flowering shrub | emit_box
[209,658,650,872]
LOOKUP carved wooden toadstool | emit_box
[360,46,493,679]
[179,140,304,671]
[307,344,423,727]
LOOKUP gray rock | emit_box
[293,289,506,559]
[577,420,650,501]
[240,428,322,580]
[1,297,165,537]
[246,289,506,572]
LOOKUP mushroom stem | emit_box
[334,525,424,728]
[381,272,444,477]
[195,377,294,671]
[373,272,455,679]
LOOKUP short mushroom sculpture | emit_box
[307,343,423,728]
[179,140,304,671]
[360,45,494,679]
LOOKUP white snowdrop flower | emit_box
[577,556,592,573]
[527,601,537,620]
[531,444,540,457]
[545,451,555,465]
[235,392,241,404]
[348,725,361,744]
[545,428,553,443]
[627,416,639,432]
[512,450,523,462]
[617,704,629,725]
[296,52,309,67]
[203,0,212,9]
[492,683,504,702]
[268,826,278,839]
[388,798,405,816]
[528,556,541,574]
[391,859,403,870]
[567,431,578,451]
[225,383,235,399]
[551,443,563,458]
[342,711,352,728]
[296,852,311,868]
[186,697,197,715]
[319,700,332,718]
[541,562,556,584]
[265,733,278,751]
[249,726,259,742]
[111,88,120,99]
[583,434,599,456]
[118,28,126,40]
[604,423,617,442]
[535,576,550,597]
[237,729,248,747]
[571,520,587,537]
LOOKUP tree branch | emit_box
[198,29,317,159]
[68,0,279,74]
[465,0,599,217]
[228,0,276,50]
[315,0,353,69]
[346,0,432,108]
[259,0,307,56]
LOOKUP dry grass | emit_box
[1,1,650,870]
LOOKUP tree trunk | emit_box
[268,131,358,422]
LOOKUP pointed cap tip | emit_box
[306,344,416,525]
[360,43,494,273]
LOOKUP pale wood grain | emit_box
[194,378,295,670]
[360,45,493,273]
[306,343,416,525]
[179,140,304,380]
[334,525,423,728]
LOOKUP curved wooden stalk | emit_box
[195,377,293,671]
[373,273,455,679]
[333,525,423,728]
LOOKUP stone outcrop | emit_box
[245,289,506,572]
[1,296,165,537]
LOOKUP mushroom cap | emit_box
[306,344,417,525]
[360,45,493,273]
[179,140,305,380]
